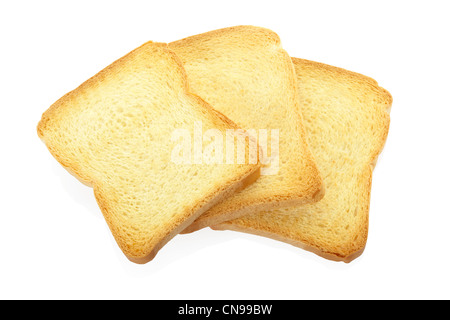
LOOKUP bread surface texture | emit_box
[169,26,324,232]
[37,41,259,263]
[214,58,392,262]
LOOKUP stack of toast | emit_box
[37,26,392,264]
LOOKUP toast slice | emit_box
[214,58,392,262]
[169,26,324,232]
[37,41,260,264]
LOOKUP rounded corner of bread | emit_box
[342,247,366,263]
[314,232,369,263]
[125,250,158,265]
[294,241,365,263]
[37,107,57,140]
[237,25,281,44]
[36,119,45,140]
[305,245,366,263]
[379,86,394,111]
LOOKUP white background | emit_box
[1,0,449,300]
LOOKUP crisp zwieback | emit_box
[169,26,324,233]
[37,41,260,263]
[214,58,392,262]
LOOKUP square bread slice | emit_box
[37,41,260,264]
[214,58,392,262]
[169,26,324,232]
